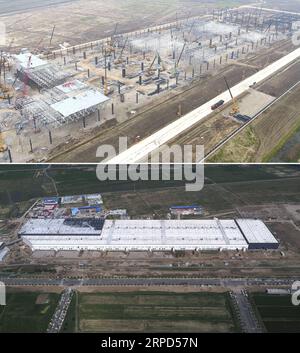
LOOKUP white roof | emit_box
[0,247,9,261]
[14,52,48,69]
[20,218,277,251]
[19,219,101,236]
[51,90,109,117]
[236,219,278,244]
[100,219,248,248]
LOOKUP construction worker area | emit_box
[0,6,299,162]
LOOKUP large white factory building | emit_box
[19,218,279,252]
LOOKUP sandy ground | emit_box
[0,0,223,50]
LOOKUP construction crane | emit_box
[0,53,14,101]
[0,129,7,153]
[224,76,239,115]
[106,23,119,54]
[157,52,166,71]
[146,53,158,76]
[114,37,128,64]
[176,42,187,67]
[49,25,56,46]
[22,55,32,97]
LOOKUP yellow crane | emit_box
[0,128,7,153]
[0,54,14,101]
[224,76,239,116]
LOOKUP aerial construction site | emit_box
[0,4,300,163]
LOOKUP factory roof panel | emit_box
[19,218,103,235]
[51,89,109,117]
[100,219,248,247]
[0,247,9,262]
[56,80,87,94]
[236,219,278,244]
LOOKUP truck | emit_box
[211,99,224,111]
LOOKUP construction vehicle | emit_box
[0,128,7,153]
[211,100,224,111]
[0,83,13,100]
[0,54,14,100]
[49,25,56,46]
[146,53,158,76]
[176,42,187,67]
[224,76,239,115]
[106,23,119,54]
[114,37,128,65]
[157,53,166,72]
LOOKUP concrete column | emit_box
[49,131,52,145]
[29,139,33,153]
[8,149,12,163]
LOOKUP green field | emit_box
[252,294,300,333]
[0,165,300,218]
[74,291,238,333]
[0,292,60,333]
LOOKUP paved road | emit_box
[231,290,263,333]
[107,48,300,164]
[0,277,296,287]
[241,5,300,16]
[47,288,74,333]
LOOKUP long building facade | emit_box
[19,218,279,252]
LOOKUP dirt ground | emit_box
[208,60,300,162]
[48,39,294,162]
[0,0,227,51]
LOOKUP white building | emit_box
[19,218,279,252]
[236,219,279,249]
